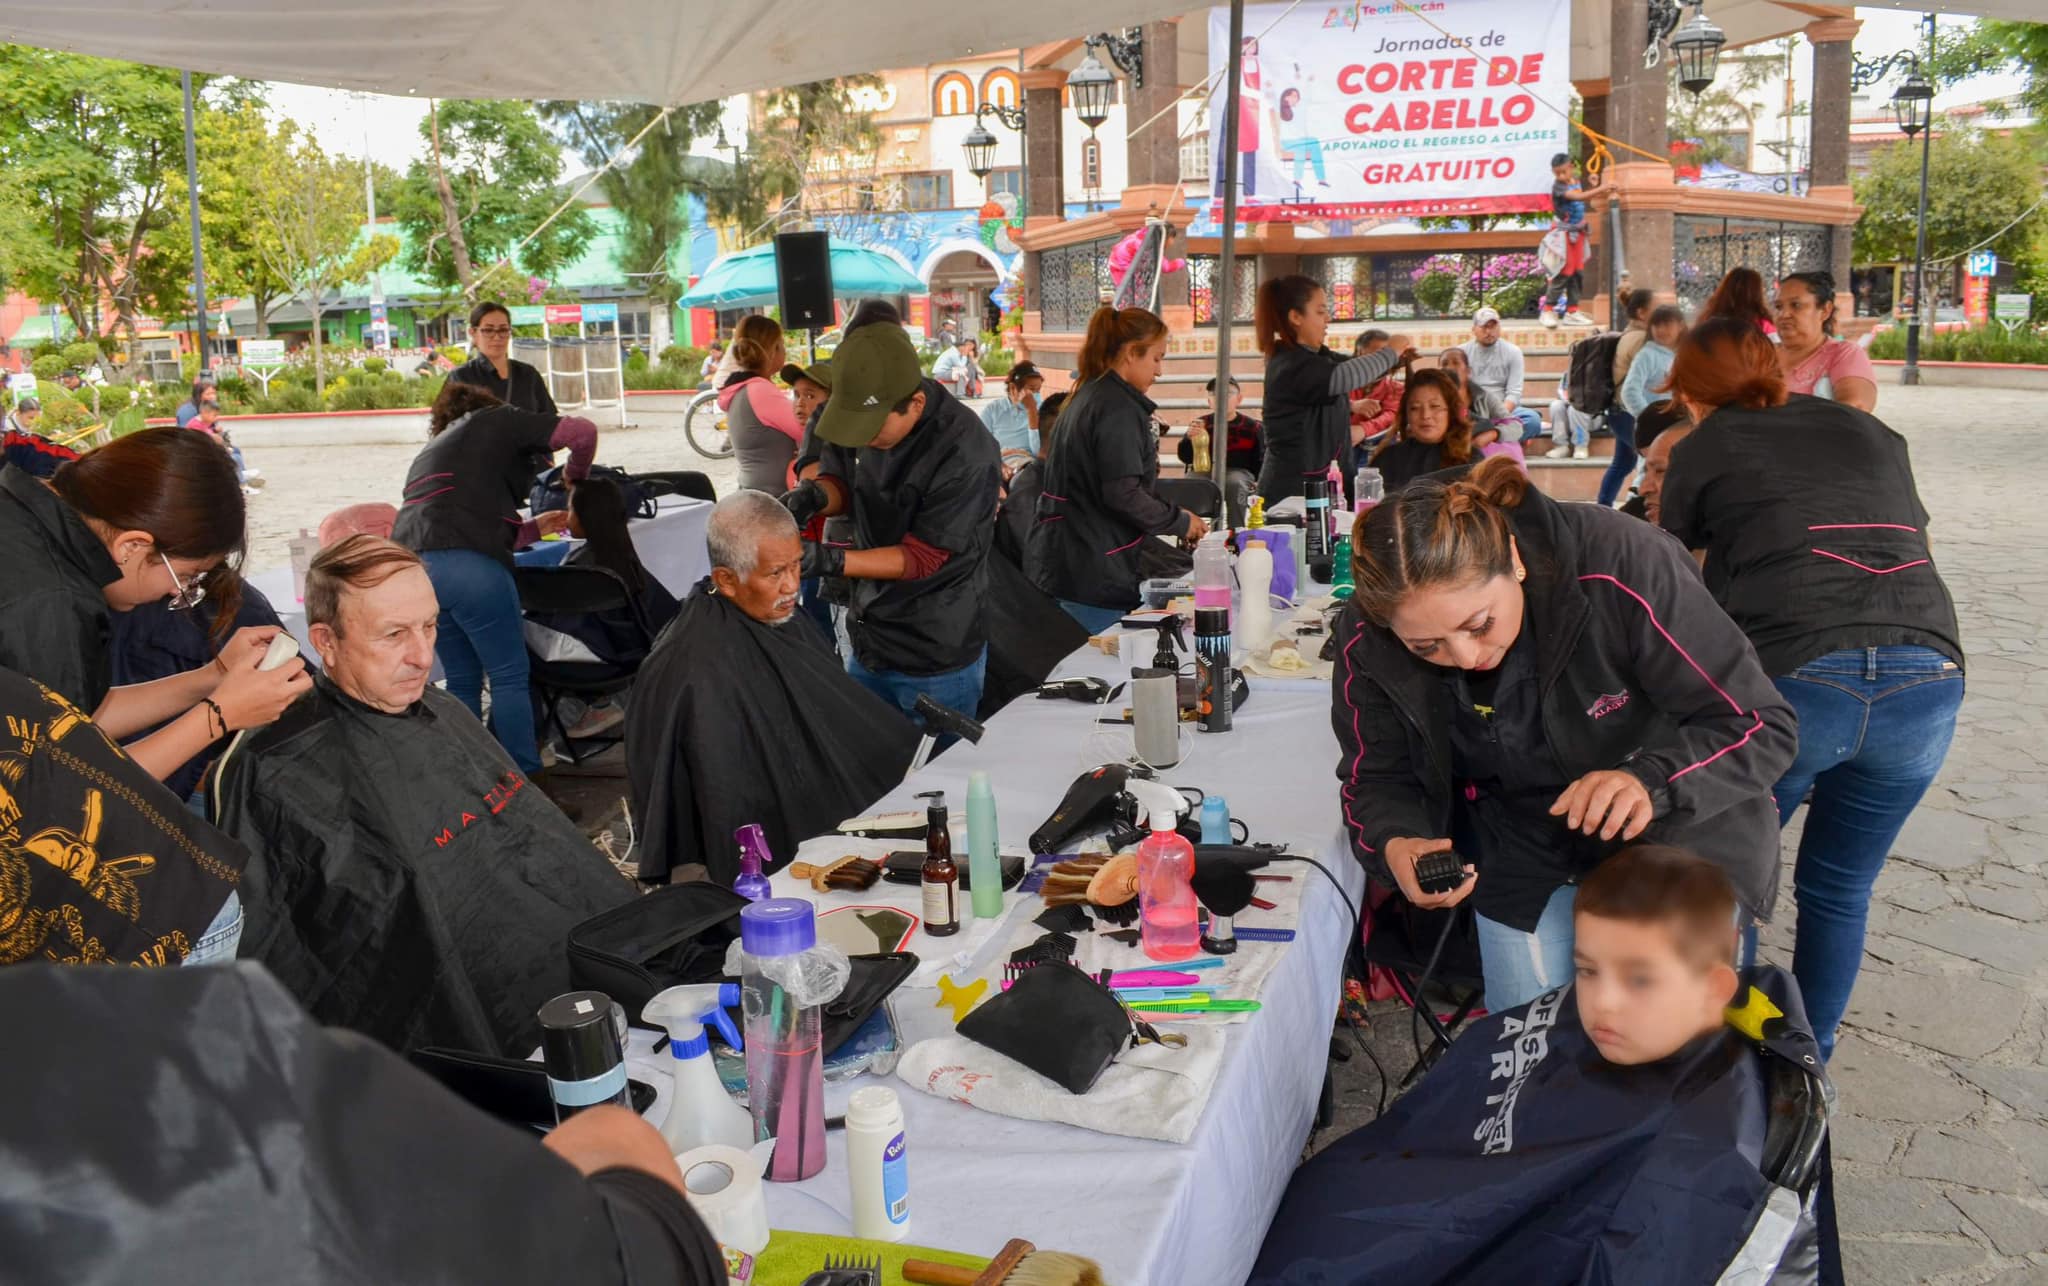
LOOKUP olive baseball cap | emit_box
[779,361,832,390]
[817,324,924,447]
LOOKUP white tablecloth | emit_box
[247,495,714,662]
[632,639,1362,1286]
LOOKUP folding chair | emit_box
[513,565,650,766]
[1153,476,1224,524]
[1363,895,1486,1087]
[635,470,718,503]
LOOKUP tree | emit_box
[256,129,399,395]
[1929,20,2048,117]
[146,103,301,336]
[541,100,725,353]
[391,100,593,305]
[707,79,884,242]
[0,50,192,358]
[1667,45,1784,170]
[1852,124,2047,273]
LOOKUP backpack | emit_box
[529,463,659,520]
[1566,331,1625,416]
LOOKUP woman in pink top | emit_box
[717,315,805,493]
[1775,270,1878,413]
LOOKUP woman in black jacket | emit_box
[1257,275,1416,503]
[1027,306,1209,633]
[1658,318,1963,1059]
[393,382,596,774]
[1367,367,1476,494]
[1333,456,1796,1010]
[446,301,558,414]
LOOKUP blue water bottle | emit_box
[1200,795,1231,845]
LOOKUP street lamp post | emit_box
[181,71,209,374]
[1852,16,1936,386]
[961,102,1025,186]
[1645,0,1726,95]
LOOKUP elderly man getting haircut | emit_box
[625,493,919,885]
[214,536,632,1055]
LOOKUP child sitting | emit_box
[1251,845,1828,1285]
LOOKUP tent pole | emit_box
[1209,0,1246,516]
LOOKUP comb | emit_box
[787,855,884,893]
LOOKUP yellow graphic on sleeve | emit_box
[1724,986,1784,1042]
[22,790,155,921]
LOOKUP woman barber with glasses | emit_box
[447,301,558,414]
[0,428,309,783]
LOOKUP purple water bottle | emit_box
[733,824,774,901]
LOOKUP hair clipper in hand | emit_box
[1414,850,1470,896]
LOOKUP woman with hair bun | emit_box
[1027,306,1207,631]
[1658,316,1960,1059]
[1332,454,1796,1010]
[720,314,805,494]
[0,427,309,782]
[1256,275,1417,503]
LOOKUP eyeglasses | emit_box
[473,326,513,338]
[160,552,208,611]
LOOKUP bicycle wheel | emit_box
[683,392,734,460]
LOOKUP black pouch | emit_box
[881,850,1027,890]
[955,960,1134,1094]
[566,883,750,1019]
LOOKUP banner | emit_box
[1207,0,1572,221]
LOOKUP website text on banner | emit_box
[1208,0,1571,221]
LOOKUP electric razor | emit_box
[1029,763,1151,854]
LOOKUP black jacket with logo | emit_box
[1027,372,1191,611]
[0,464,122,714]
[446,353,558,416]
[816,378,1000,676]
[1330,482,1797,928]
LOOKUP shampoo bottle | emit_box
[965,771,1002,919]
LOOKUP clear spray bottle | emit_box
[642,982,754,1155]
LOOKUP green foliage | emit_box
[542,101,723,309]
[623,362,697,390]
[60,341,104,370]
[1928,20,2048,117]
[257,385,320,414]
[391,100,594,299]
[1866,324,2048,363]
[363,356,388,374]
[0,51,202,344]
[660,344,702,368]
[705,79,883,239]
[1667,44,1788,169]
[34,388,94,439]
[624,349,649,372]
[30,355,63,379]
[146,103,297,330]
[1853,125,2047,267]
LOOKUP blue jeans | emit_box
[1505,407,1544,443]
[420,547,542,774]
[1474,884,1578,1012]
[1771,646,1963,1059]
[1596,409,1638,507]
[1281,135,1327,183]
[848,646,988,730]
[1059,600,1130,634]
[182,890,243,965]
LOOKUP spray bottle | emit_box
[643,983,754,1156]
[1126,781,1200,962]
[732,824,774,902]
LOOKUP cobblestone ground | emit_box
[1325,384,2048,1285]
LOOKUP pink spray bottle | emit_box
[1127,780,1200,963]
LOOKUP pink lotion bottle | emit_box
[1127,781,1200,963]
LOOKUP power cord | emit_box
[1407,905,1462,1072]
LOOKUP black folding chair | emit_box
[1363,895,1486,1087]
[1154,476,1224,524]
[513,565,650,766]
[636,470,717,503]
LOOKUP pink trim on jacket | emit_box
[1336,615,1378,855]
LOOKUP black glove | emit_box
[780,480,829,527]
[802,541,845,580]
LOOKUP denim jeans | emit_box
[1474,884,1578,1012]
[419,547,542,774]
[1059,600,1130,634]
[1772,645,1964,1059]
[1596,409,1638,507]
[181,890,243,966]
[847,646,988,731]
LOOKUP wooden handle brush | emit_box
[786,854,883,892]
[904,1238,1104,1286]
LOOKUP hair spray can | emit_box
[1302,473,1333,583]
[1194,607,1233,734]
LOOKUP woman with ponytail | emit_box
[1256,275,1418,503]
[1027,306,1209,631]
[1658,317,1961,1059]
[1332,454,1795,1010]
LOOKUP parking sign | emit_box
[1966,251,1998,278]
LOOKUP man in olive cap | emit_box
[779,322,1000,722]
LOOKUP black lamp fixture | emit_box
[1891,69,1934,137]
[1851,14,1940,386]
[962,101,1026,181]
[1645,0,1724,95]
[1067,28,1145,136]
